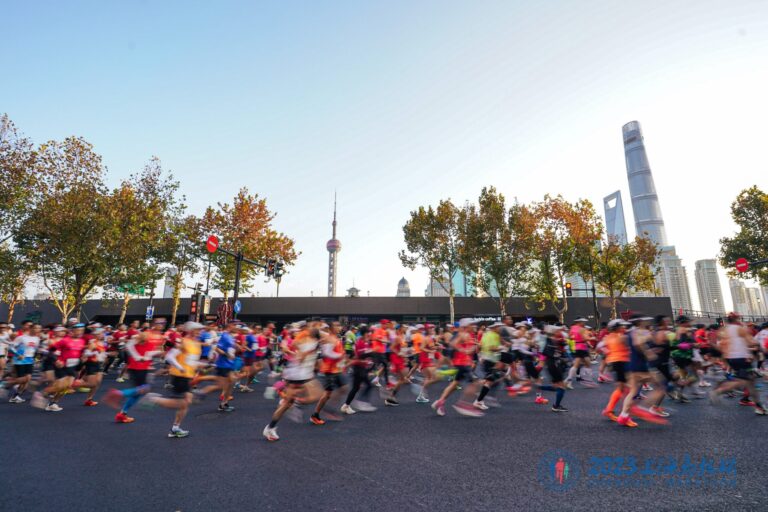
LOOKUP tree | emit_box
[720,186,768,285]
[0,114,37,242]
[461,187,536,316]
[201,188,298,299]
[16,137,112,322]
[529,195,602,323]
[164,215,204,325]
[102,158,183,324]
[400,200,465,323]
[579,235,659,319]
[0,244,31,323]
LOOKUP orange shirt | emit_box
[319,337,344,374]
[605,332,630,363]
[372,328,388,354]
[411,332,423,354]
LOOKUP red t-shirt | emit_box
[452,339,473,367]
[51,337,86,366]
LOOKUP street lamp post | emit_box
[587,245,601,325]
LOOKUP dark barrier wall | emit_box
[1,296,672,327]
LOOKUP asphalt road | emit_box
[1,371,766,512]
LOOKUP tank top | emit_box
[725,324,749,359]
[170,337,201,378]
[605,333,630,363]
[570,326,588,351]
[319,337,344,374]
[629,329,649,369]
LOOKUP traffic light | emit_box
[565,282,573,297]
[266,259,276,277]
[190,292,199,319]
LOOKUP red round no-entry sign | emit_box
[206,235,219,253]
[735,258,749,273]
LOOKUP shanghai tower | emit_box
[622,121,692,312]
[622,121,668,247]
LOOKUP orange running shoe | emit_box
[617,415,638,427]
[602,409,618,422]
[534,396,549,405]
[115,412,135,423]
[310,415,326,426]
[83,399,98,407]
[630,405,669,425]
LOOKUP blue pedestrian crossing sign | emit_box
[233,300,242,314]
[145,305,155,320]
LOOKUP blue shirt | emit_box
[244,334,257,356]
[215,332,236,369]
[199,331,213,358]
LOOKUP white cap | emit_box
[182,321,204,331]
[458,318,474,328]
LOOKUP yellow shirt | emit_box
[170,337,201,378]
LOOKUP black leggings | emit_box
[373,353,389,385]
[345,365,373,405]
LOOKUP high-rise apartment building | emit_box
[694,259,726,316]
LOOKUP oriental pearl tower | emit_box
[326,193,341,297]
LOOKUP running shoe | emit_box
[340,404,356,414]
[565,382,574,390]
[415,394,430,403]
[263,426,279,442]
[432,399,446,417]
[484,396,501,408]
[310,415,326,426]
[677,395,691,404]
[116,377,126,383]
[551,405,569,412]
[629,405,668,425]
[351,401,377,412]
[738,398,756,407]
[649,405,670,418]
[473,400,489,411]
[115,412,135,423]
[617,415,638,427]
[238,386,254,393]
[168,428,190,438]
[371,377,382,387]
[602,409,618,421]
[453,403,484,417]
[755,407,767,416]
[384,398,400,407]
[9,396,25,404]
[83,399,98,407]
[218,404,236,413]
[534,396,549,405]
[45,403,63,412]
[506,387,518,397]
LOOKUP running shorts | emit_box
[672,357,693,372]
[482,360,503,381]
[390,354,406,374]
[170,376,192,397]
[574,349,590,359]
[727,358,754,380]
[13,363,33,378]
[129,369,148,387]
[611,361,627,383]
[55,366,78,379]
[323,373,345,391]
[84,361,103,375]
[500,351,516,365]
[215,367,233,378]
[546,359,564,383]
[454,365,475,383]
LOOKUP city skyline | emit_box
[5,2,767,308]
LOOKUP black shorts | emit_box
[372,353,388,367]
[323,373,345,391]
[84,362,103,375]
[574,349,590,359]
[130,369,148,387]
[55,366,79,379]
[170,376,192,397]
[14,364,33,378]
[546,360,564,383]
[500,351,516,365]
[482,360,503,381]
[611,361,628,383]
[215,367,233,378]
[727,358,754,380]
[42,358,56,372]
[673,357,693,371]
[454,365,475,383]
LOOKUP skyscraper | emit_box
[623,121,692,313]
[729,279,750,315]
[746,287,767,317]
[603,190,628,245]
[694,259,725,316]
[326,194,341,297]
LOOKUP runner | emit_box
[4,323,41,403]
[670,315,696,403]
[601,319,631,421]
[473,322,505,410]
[263,323,324,441]
[414,324,439,403]
[311,321,346,425]
[371,319,391,387]
[32,323,87,412]
[539,324,569,412]
[565,318,595,388]
[431,319,483,417]
[142,321,204,438]
[342,325,377,414]
[709,313,766,415]
[81,325,107,406]
[384,324,409,406]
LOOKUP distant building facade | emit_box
[396,277,411,298]
[694,259,726,316]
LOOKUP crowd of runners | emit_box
[1,312,766,441]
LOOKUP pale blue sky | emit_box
[4,1,768,308]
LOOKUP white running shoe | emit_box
[9,396,25,404]
[473,400,489,411]
[352,400,377,412]
[340,404,356,414]
[45,403,63,412]
[263,426,279,441]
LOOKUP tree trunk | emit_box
[170,271,183,327]
[118,293,130,325]
[610,294,618,320]
[499,298,506,318]
[449,294,455,324]
[7,298,18,323]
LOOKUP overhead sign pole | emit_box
[735,257,768,273]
